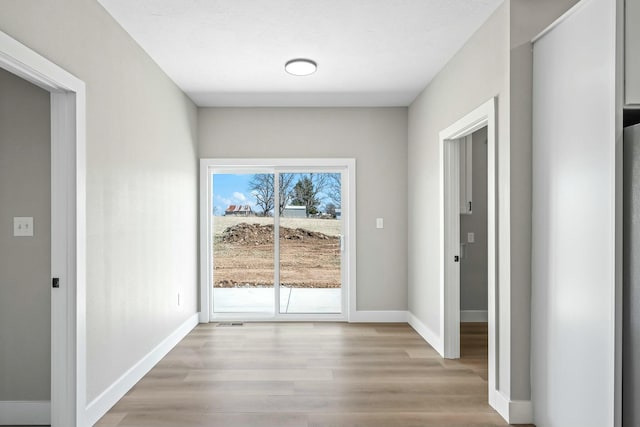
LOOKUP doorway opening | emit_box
[200,159,355,322]
[459,127,489,382]
[0,31,86,427]
[439,98,497,410]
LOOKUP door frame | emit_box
[0,31,86,427]
[439,98,497,399]
[199,158,356,323]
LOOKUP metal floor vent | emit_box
[217,322,244,327]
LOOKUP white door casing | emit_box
[439,97,498,413]
[0,30,86,427]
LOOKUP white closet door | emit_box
[531,0,617,426]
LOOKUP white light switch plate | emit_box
[467,232,475,243]
[14,217,34,237]
[376,218,384,229]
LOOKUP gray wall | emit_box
[198,107,408,311]
[0,0,199,402]
[623,124,640,427]
[460,127,488,312]
[408,0,579,403]
[0,68,51,401]
[408,1,511,394]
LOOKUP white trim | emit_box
[346,163,357,320]
[615,2,624,426]
[199,158,356,322]
[0,30,86,427]
[460,310,488,322]
[349,310,408,323]
[489,390,533,424]
[85,314,198,426]
[439,98,499,415]
[274,172,281,315]
[531,0,590,43]
[199,162,211,324]
[407,312,444,355]
[443,138,461,358]
[0,401,51,425]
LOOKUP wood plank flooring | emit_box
[95,322,529,427]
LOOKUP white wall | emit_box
[0,68,51,401]
[0,0,199,403]
[531,0,617,425]
[198,107,408,311]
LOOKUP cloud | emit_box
[215,195,232,206]
[214,192,255,214]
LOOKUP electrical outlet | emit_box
[376,218,384,229]
[467,232,475,243]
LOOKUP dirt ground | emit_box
[212,216,342,288]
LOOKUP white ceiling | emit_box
[97,0,502,107]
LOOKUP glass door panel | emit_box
[212,173,274,313]
[278,172,342,314]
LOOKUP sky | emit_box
[212,173,340,216]
[212,174,255,216]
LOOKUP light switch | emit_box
[467,232,475,243]
[14,217,34,237]
[376,218,384,229]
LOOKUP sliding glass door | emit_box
[203,160,351,320]
[278,172,342,314]
[211,172,275,313]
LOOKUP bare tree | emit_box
[278,173,295,215]
[249,173,296,216]
[249,174,274,216]
[325,173,341,206]
[325,203,337,217]
[310,173,329,198]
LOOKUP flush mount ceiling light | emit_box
[285,58,317,76]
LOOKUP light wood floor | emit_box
[96,322,529,427]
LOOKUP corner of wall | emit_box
[490,390,533,424]
[407,311,443,356]
[84,314,199,426]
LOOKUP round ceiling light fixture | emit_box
[285,58,317,76]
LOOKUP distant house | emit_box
[225,205,253,216]
[335,208,342,220]
[282,205,307,218]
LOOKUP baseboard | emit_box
[198,310,209,323]
[85,313,199,426]
[407,311,444,356]
[490,389,533,424]
[0,400,50,425]
[349,310,408,323]
[460,310,488,322]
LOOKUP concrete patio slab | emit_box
[212,288,341,314]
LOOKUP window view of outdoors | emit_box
[212,172,342,314]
